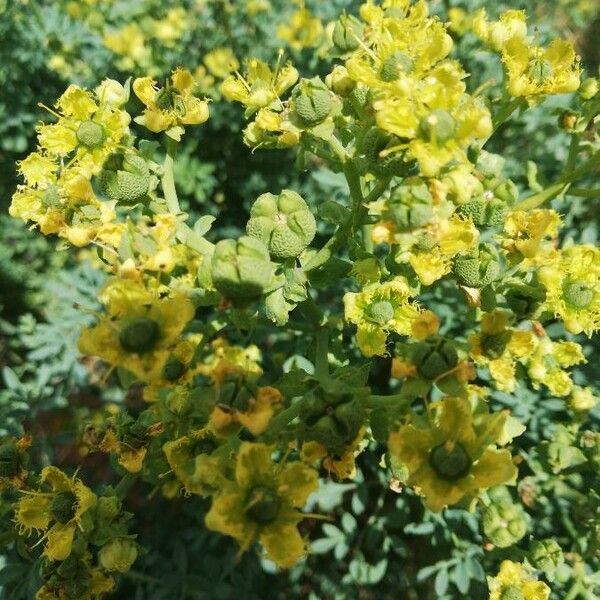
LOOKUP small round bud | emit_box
[99,153,151,204]
[76,120,106,149]
[326,65,355,96]
[579,78,599,100]
[246,486,281,523]
[99,538,138,573]
[119,317,160,354]
[562,281,593,309]
[453,245,500,288]
[429,441,471,481]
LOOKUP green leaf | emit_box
[193,215,216,237]
[318,200,350,225]
[2,367,20,390]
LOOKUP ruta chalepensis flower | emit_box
[14,467,96,561]
[205,443,318,568]
[487,560,550,600]
[388,397,517,511]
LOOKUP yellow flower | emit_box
[38,83,131,177]
[388,397,517,511]
[211,386,282,436]
[487,560,550,600]
[163,429,222,495]
[205,443,318,568]
[277,8,323,51]
[78,279,195,383]
[537,245,600,335]
[503,37,581,98]
[198,339,263,385]
[204,47,240,79]
[302,429,367,480]
[344,277,421,357]
[133,68,210,132]
[502,210,561,259]
[221,58,299,114]
[14,467,96,561]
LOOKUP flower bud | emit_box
[99,538,138,573]
[246,189,316,259]
[483,487,528,548]
[211,236,274,299]
[388,178,433,230]
[95,79,129,107]
[418,109,457,144]
[412,336,458,380]
[332,14,362,53]
[569,386,598,412]
[453,245,500,288]
[579,77,599,100]
[529,539,563,579]
[559,110,578,130]
[325,65,355,96]
[99,153,151,204]
[291,77,333,127]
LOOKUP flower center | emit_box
[0,444,20,478]
[246,486,281,524]
[366,300,395,325]
[429,441,471,481]
[51,491,78,524]
[500,586,525,600]
[76,120,106,149]
[562,281,593,310]
[480,331,511,359]
[119,317,160,354]
[419,109,456,144]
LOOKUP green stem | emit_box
[328,135,349,164]
[567,187,600,199]
[303,217,352,271]
[114,473,136,499]
[490,97,525,135]
[363,393,413,410]
[264,397,309,439]
[561,133,581,179]
[314,328,330,380]
[124,570,161,584]
[162,136,180,214]
[564,580,583,600]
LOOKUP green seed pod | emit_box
[0,443,20,478]
[483,487,528,548]
[99,538,138,573]
[529,539,563,578]
[211,236,274,300]
[457,197,505,228]
[418,109,457,144]
[429,441,471,481]
[291,77,333,127]
[453,245,500,288]
[412,336,458,380]
[99,153,151,204]
[96,495,121,521]
[388,178,433,230]
[76,120,106,149]
[119,317,160,354]
[503,281,546,318]
[332,14,362,53]
[246,189,316,260]
[246,486,281,523]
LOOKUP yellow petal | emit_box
[44,522,76,561]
